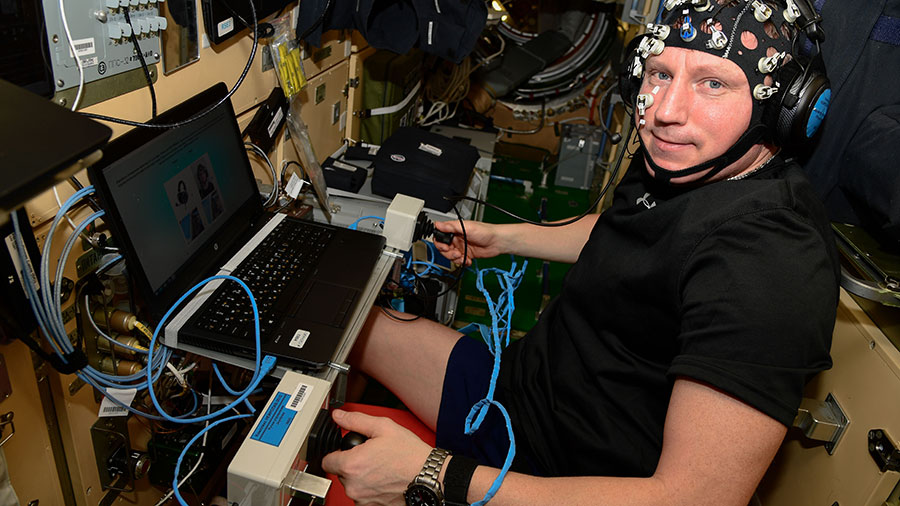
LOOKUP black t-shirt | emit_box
[497,153,840,478]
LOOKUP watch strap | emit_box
[417,447,450,484]
[442,454,479,506]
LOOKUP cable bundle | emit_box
[459,259,527,505]
[9,187,276,506]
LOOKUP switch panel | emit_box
[41,0,164,95]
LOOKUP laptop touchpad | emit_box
[295,281,357,327]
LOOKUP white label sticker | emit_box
[332,160,356,171]
[99,388,137,417]
[285,172,305,199]
[5,234,38,299]
[289,329,310,349]
[267,107,284,138]
[418,142,442,156]
[368,146,379,156]
[69,38,96,57]
[217,17,234,37]
[286,382,312,412]
[80,57,98,68]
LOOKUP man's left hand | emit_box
[322,409,433,506]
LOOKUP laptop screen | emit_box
[89,83,263,317]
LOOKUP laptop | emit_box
[88,82,386,370]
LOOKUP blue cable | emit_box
[348,215,384,230]
[51,210,106,350]
[40,186,97,343]
[146,274,275,424]
[173,413,252,506]
[96,254,123,274]
[211,363,256,412]
[11,211,65,360]
[462,260,528,505]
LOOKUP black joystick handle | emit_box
[432,229,454,245]
[307,410,370,475]
[340,431,368,450]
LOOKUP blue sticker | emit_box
[806,88,831,138]
[250,392,297,447]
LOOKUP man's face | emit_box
[638,47,763,183]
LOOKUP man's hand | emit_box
[433,220,505,266]
[322,409,433,506]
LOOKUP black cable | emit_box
[297,0,333,42]
[379,305,422,322]
[80,0,259,129]
[429,203,468,299]
[280,160,303,187]
[122,7,158,118]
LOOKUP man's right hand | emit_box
[432,220,506,266]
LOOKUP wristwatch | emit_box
[404,448,450,506]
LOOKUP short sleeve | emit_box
[670,208,838,426]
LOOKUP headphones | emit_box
[617,0,830,150]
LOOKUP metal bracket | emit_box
[0,412,14,448]
[793,394,849,454]
[869,429,900,472]
[348,77,360,88]
[90,417,134,493]
[326,362,350,408]
[285,469,331,505]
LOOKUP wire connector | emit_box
[413,213,454,245]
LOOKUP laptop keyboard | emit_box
[196,219,334,339]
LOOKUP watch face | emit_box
[404,484,441,506]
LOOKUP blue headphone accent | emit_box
[806,88,831,138]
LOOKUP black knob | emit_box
[340,431,368,450]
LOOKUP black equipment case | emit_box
[372,127,478,212]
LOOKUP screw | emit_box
[52,34,59,43]
[96,10,108,22]
[153,52,159,60]
[870,341,876,350]
[57,79,64,87]
[57,98,67,106]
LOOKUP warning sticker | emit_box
[250,392,296,447]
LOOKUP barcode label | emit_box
[286,383,312,412]
[101,405,127,415]
[99,388,137,417]
[68,38,96,57]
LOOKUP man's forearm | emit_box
[464,466,668,506]
[499,214,599,263]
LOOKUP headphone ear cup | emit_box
[618,35,648,109]
[770,57,831,148]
